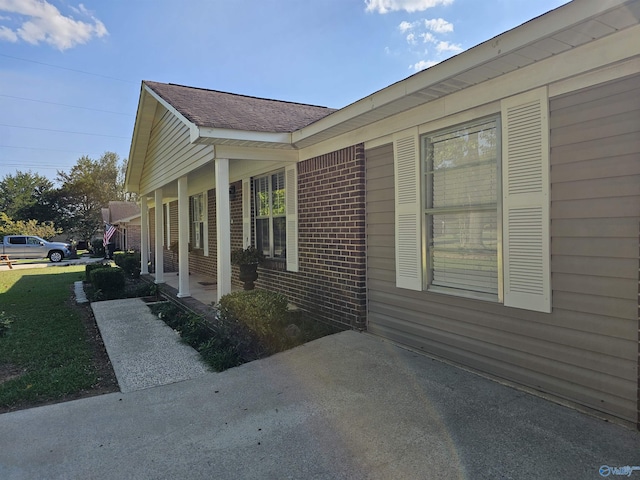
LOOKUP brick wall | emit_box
[249,144,367,329]
[147,146,367,329]
[125,224,141,251]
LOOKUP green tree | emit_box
[56,152,125,241]
[0,171,54,222]
[0,212,59,240]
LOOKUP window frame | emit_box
[190,192,205,251]
[421,115,503,303]
[254,170,286,260]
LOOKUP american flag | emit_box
[103,223,117,247]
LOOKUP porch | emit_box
[148,270,243,315]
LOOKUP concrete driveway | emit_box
[1,307,639,480]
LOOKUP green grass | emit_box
[0,266,99,410]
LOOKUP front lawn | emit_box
[0,266,117,412]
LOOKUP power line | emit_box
[0,145,104,155]
[0,123,129,139]
[0,94,133,116]
[0,53,137,85]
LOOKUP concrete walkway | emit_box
[91,299,209,393]
[1,300,639,479]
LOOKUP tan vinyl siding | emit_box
[140,107,213,194]
[365,74,640,424]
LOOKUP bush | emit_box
[90,267,125,299]
[114,251,141,278]
[217,290,289,337]
[91,239,105,257]
[85,262,111,281]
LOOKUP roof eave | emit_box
[292,0,637,147]
[193,127,293,148]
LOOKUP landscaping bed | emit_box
[149,290,342,372]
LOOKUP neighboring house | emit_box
[125,0,640,426]
[101,201,142,252]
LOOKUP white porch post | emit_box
[215,158,232,301]
[154,188,164,284]
[140,198,149,274]
[177,176,190,298]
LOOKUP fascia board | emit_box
[196,126,292,145]
[292,0,633,145]
[214,144,299,162]
[125,86,156,193]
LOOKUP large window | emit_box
[423,117,500,298]
[254,171,286,258]
[191,193,205,250]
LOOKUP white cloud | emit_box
[424,18,453,33]
[0,0,108,50]
[365,0,453,14]
[420,32,436,43]
[435,40,462,53]
[0,24,16,41]
[406,33,417,45]
[398,20,417,33]
[411,59,439,71]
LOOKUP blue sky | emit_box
[0,0,568,183]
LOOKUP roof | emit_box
[292,0,640,148]
[127,0,640,194]
[104,201,141,224]
[144,81,337,133]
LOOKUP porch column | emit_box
[140,197,149,274]
[154,188,164,284]
[215,158,232,300]
[177,176,190,298]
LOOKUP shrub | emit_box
[217,290,289,337]
[90,267,125,299]
[114,252,141,279]
[85,262,111,281]
[91,239,105,257]
[179,315,212,347]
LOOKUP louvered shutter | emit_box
[394,129,422,290]
[242,179,251,248]
[285,164,299,272]
[501,87,551,313]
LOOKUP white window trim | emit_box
[393,88,551,313]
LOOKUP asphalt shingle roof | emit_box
[144,81,337,133]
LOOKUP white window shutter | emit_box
[394,128,422,290]
[242,179,251,248]
[501,87,551,313]
[285,164,299,272]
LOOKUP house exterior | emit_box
[101,201,142,252]
[126,0,640,426]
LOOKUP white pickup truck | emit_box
[1,235,73,262]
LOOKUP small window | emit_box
[191,193,205,250]
[254,171,286,258]
[423,117,500,298]
[9,237,26,245]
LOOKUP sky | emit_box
[0,0,569,184]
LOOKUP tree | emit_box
[0,213,59,240]
[56,152,125,241]
[0,171,54,222]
